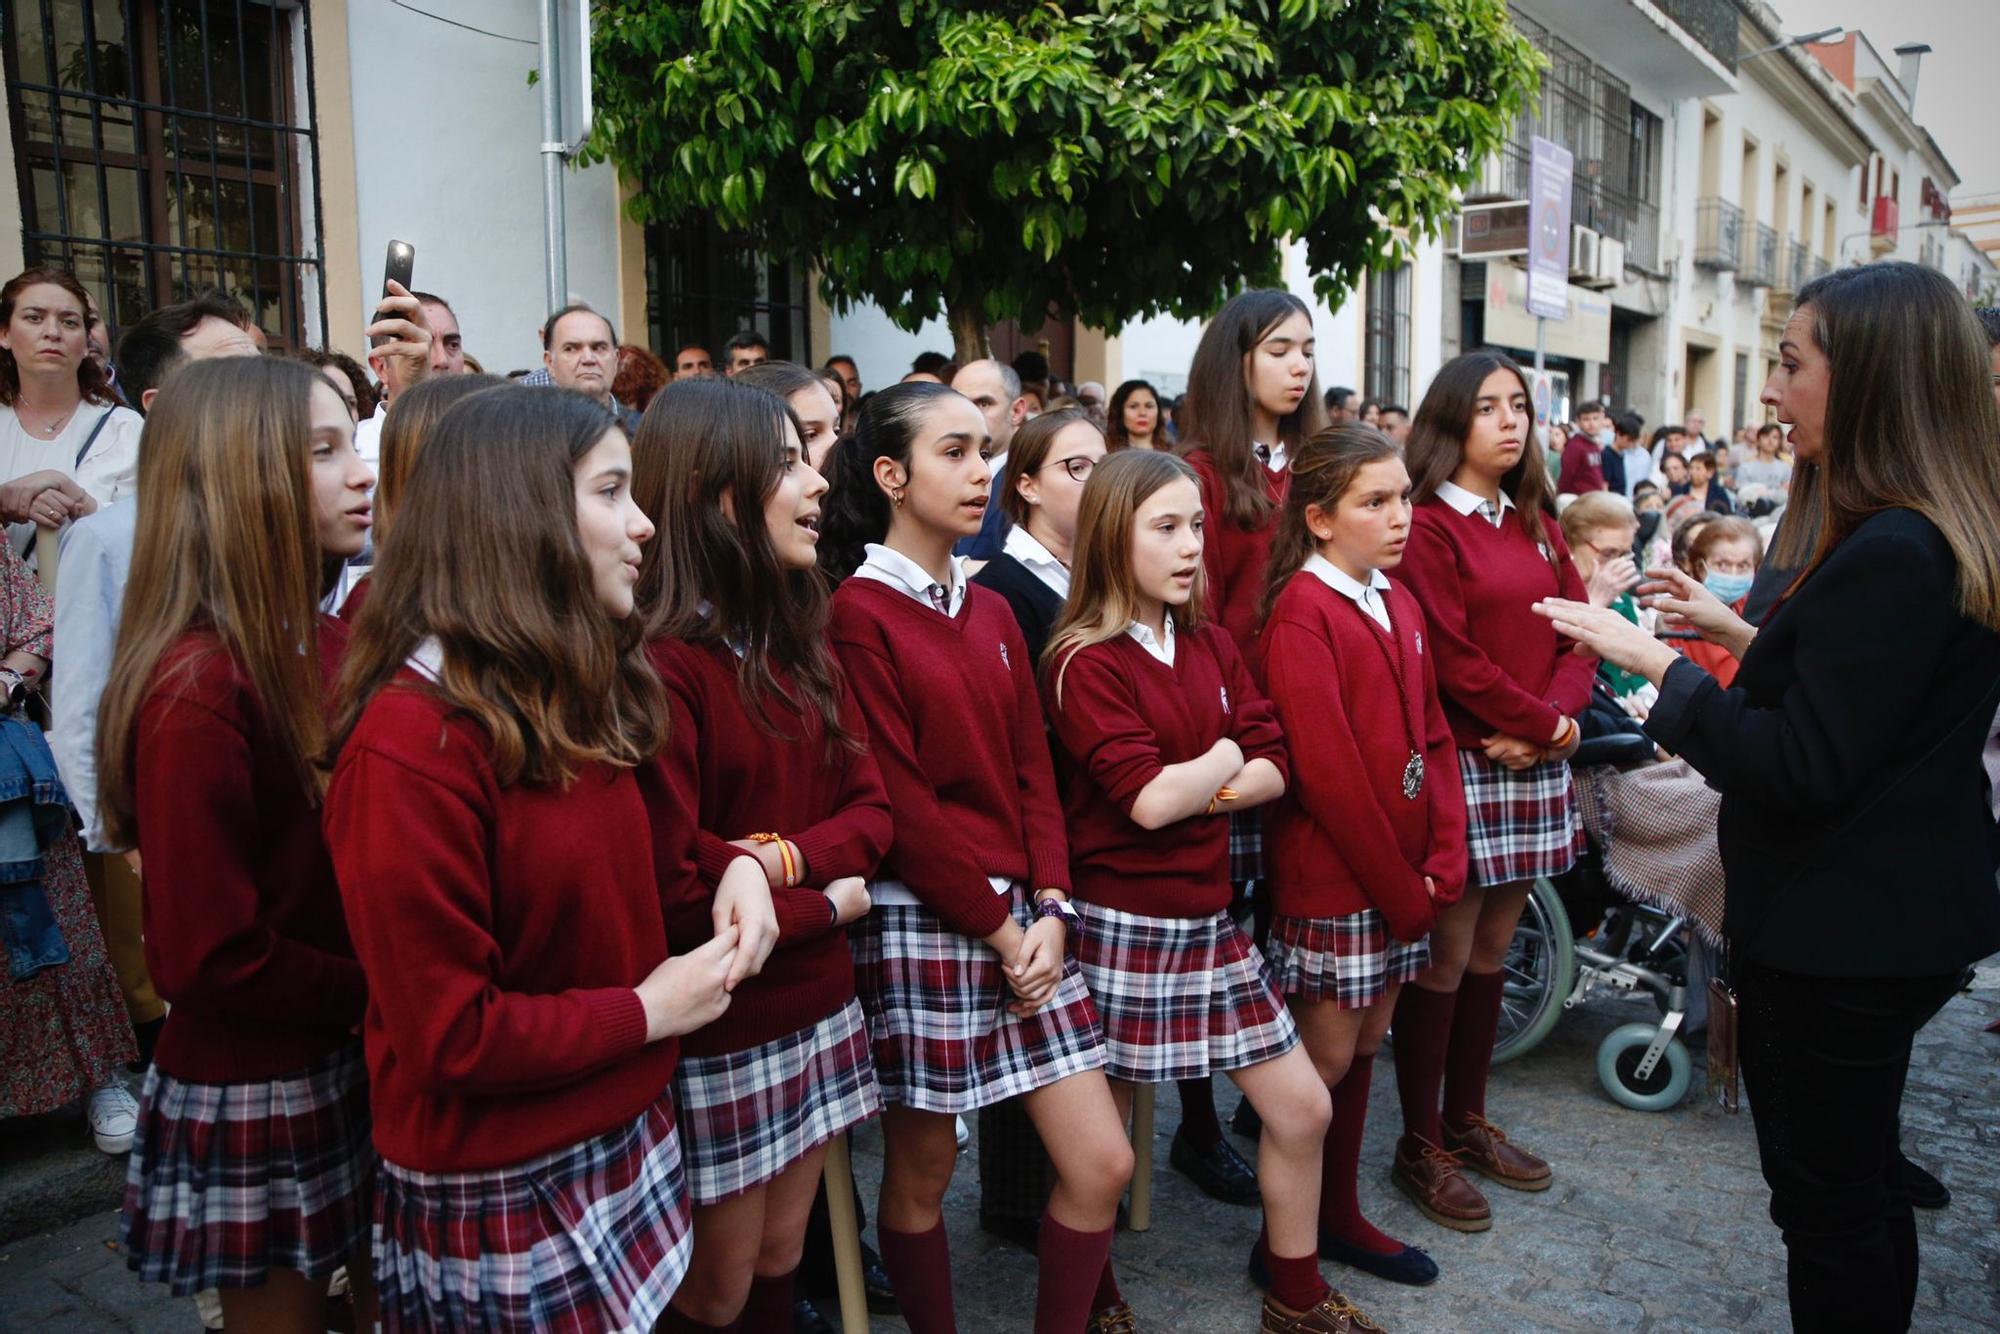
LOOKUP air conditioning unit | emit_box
[1569,226,1601,280]
[1583,237,1625,289]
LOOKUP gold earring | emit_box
[891,488,905,508]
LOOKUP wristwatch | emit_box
[0,668,27,710]
[1034,894,1082,936]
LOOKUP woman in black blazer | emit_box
[971,407,1101,661]
[1534,261,2000,1333]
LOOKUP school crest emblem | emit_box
[1219,684,1231,714]
[999,641,1010,669]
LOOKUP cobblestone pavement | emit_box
[3,972,1995,1333]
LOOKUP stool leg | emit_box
[1128,1082,1155,1232]
[824,1137,870,1332]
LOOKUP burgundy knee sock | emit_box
[1177,1075,1222,1148]
[877,1221,956,1334]
[1094,1254,1124,1313]
[1034,1211,1116,1332]
[1256,1223,1331,1313]
[1391,983,1455,1154]
[658,1306,738,1333]
[1442,968,1505,1134]
[1319,1053,1399,1255]
[738,1266,797,1333]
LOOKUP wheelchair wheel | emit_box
[1595,1022,1692,1112]
[1491,878,1575,1066]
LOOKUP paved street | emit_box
[2,970,1996,1333]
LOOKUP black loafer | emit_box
[1169,1127,1261,1205]
[1230,1095,1263,1141]
[1318,1231,1440,1286]
[1247,1238,1271,1291]
[1892,1155,1951,1210]
[792,1298,836,1334]
[863,1257,899,1314]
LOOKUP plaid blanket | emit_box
[1572,758,1727,947]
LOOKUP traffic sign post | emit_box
[1527,135,1573,377]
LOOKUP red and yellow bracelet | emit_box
[746,832,800,888]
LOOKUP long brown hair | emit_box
[1104,379,1159,451]
[1259,424,1403,624]
[96,358,329,848]
[632,378,857,756]
[328,386,668,785]
[1405,349,1560,561]
[0,266,114,405]
[373,373,504,539]
[1045,450,1206,702]
[1779,262,2000,628]
[1175,289,1327,527]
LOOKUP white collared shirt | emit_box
[1254,440,1288,473]
[1435,479,1515,525]
[1304,553,1393,633]
[1126,615,1176,666]
[853,542,967,617]
[1002,524,1071,599]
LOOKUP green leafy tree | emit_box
[587,0,1540,362]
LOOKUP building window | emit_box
[1627,105,1662,204]
[645,219,810,367]
[1364,264,1410,409]
[3,0,327,349]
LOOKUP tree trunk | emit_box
[947,298,990,368]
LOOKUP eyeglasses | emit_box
[1039,455,1097,482]
[1586,541,1632,563]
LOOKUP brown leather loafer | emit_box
[1088,1303,1140,1333]
[1390,1137,1492,1231]
[1260,1289,1386,1333]
[1444,1114,1552,1192]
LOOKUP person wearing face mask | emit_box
[1671,516,1760,688]
[1556,401,1610,496]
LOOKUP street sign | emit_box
[1527,136,1573,322]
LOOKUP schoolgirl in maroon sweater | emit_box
[1390,353,1596,1232]
[632,377,892,1332]
[1256,426,1469,1291]
[1046,449,1385,1334]
[818,382,1131,1334]
[97,358,375,1331]
[1172,290,1331,1199]
[324,386,756,1332]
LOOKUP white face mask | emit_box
[1594,427,1614,447]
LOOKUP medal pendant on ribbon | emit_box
[1402,751,1425,800]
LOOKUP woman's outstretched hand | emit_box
[1533,597,1681,684]
[1638,565,1757,658]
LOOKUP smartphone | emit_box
[371,239,415,347]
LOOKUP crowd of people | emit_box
[0,256,1995,1334]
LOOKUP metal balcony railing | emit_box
[1657,0,1739,71]
[1466,140,1665,276]
[1694,198,1742,270]
[1780,240,1812,294]
[1741,223,1780,288]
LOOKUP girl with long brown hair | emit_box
[1044,450,1381,1333]
[819,382,1131,1334]
[1104,379,1163,451]
[1389,351,1594,1233]
[632,377,891,1332]
[1256,425,1468,1291]
[323,386,746,1332]
[1173,288,1328,1188]
[101,357,375,1331]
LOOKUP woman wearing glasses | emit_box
[972,408,1107,662]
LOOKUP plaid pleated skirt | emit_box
[850,885,1107,1114]
[1266,911,1431,1008]
[120,1041,373,1295]
[1458,750,1582,887]
[372,1095,691,1333]
[675,998,880,1205]
[1076,903,1298,1084]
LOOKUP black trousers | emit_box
[1736,961,1960,1333]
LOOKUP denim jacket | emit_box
[0,713,74,980]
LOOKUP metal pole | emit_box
[537,0,567,315]
[1534,315,1546,373]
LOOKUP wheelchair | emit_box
[1489,730,1700,1113]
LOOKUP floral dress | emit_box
[0,533,134,1117]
